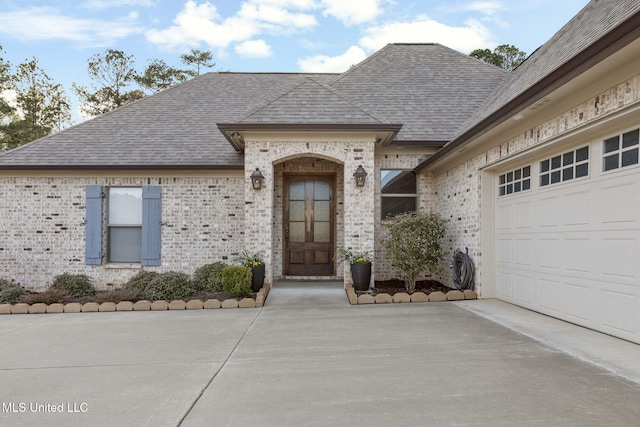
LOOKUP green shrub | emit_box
[382,211,447,292]
[221,266,252,298]
[193,262,226,292]
[0,279,26,304]
[122,270,160,295]
[93,289,140,304]
[20,289,68,305]
[49,273,95,297]
[143,271,193,301]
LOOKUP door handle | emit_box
[285,225,289,240]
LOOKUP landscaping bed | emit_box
[0,284,270,315]
[372,279,451,296]
[0,262,270,314]
[346,278,477,305]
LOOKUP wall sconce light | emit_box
[353,165,367,187]
[250,168,265,190]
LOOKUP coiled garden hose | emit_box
[452,248,475,290]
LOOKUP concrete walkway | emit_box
[1,282,639,426]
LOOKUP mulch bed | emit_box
[370,279,450,296]
[21,290,257,305]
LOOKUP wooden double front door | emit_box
[284,175,335,276]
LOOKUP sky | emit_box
[0,0,590,124]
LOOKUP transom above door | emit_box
[284,175,335,276]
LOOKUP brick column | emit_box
[244,142,274,286]
[342,143,376,287]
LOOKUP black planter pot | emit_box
[251,263,265,292]
[350,262,371,292]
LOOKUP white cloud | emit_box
[0,6,143,46]
[443,1,508,29]
[319,0,384,26]
[237,2,317,31]
[298,45,366,72]
[235,39,273,57]
[358,15,495,53]
[461,1,504,15]
[146,0,317,53]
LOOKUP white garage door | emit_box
[495,128,640,344]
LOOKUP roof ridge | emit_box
[309,77,386,123]
[331,43,394,84]
[235,77,314,122]
[237,77,384,124]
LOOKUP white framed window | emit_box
[499,166,531,196]
[107,187,143,263]
[540,146,589,187]
[603,128,639,172]
[85,185,162,266]
[381,170,417,218]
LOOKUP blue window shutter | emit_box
[85,185,103,265]
[142,186,162,266]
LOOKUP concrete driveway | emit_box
[1,282,640,426]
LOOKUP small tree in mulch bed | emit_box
[382,211,447,292]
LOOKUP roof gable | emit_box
[238,78,383,125]
[329,43,508,144]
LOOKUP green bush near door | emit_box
[221,266,252,298]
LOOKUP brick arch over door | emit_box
[243,137,376,287]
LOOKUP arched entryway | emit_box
[273,156,344,280]
[283,175,335,276]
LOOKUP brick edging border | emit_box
[346,284,477,304]
[0,284,270,315]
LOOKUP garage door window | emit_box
[603,128,639,172]
[499,166,531,196]
[540,146,589,187]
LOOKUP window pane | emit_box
[314,201,330,222]
[289,222,305,242]
[551,170,561,184]
[576,163,589,178]
[563,167,574,181]
[604,154,619,171]
[551,156,561,169]
[314,181,330,200]
[381,171,416,194]
[109,227,142,263]
[576,146,589,162]
[499,174,506,185]
[540,174,549,186]
[540,160,550,173]
[314,222,330,243]
[514,169,521,180]
[289,181,305,200]
[563,152,574,166]
[289,201,305,221]
[622,129,639,148]
[381,197,416,218]
[523,166,531,178]
[622,148,639,167]
[109,188,142,225]
[506,184,513,194]
[499,186,506,196]
[514,182,521,192]
[522,179,531,191]
[604,137,619,153]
